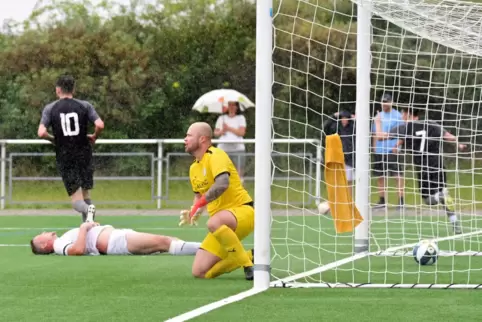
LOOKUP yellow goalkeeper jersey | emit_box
[189,146,252,216]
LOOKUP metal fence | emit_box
[0,139,322,209]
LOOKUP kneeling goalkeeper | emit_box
[181,122,254,280]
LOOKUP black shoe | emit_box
[244,266,254,281]
[244,248,254,281]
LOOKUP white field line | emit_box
[382,229,482,253]
[270,252,370,287]
[164,252,370,322]
[164,287,267,322]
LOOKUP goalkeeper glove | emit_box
[179,207,203,226]
[179,195,208,227]
[179,209,190,226]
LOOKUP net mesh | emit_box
[269,0,482,288]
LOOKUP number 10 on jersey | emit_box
[60,112,80,136]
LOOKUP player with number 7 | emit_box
[37,75,104,223]
[375,107,466,234]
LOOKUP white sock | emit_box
[449,214,458,223]
[168,240,201,255]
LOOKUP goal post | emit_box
[253,0,273,290]
[255,0,482,289]
[353,1,372,254]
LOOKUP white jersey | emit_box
[53,225,113,256]
[215,114,247,152]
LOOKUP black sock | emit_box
[399,197,404,205]
[379,197,385,204]
[84,198,92,205]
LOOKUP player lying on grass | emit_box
[181,122,254,280]
[374,107,467,234]
[30,221,201,256]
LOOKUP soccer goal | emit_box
[254,0,482,290]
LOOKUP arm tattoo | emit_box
[205,173,229,202]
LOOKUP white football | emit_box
[317,201,331,215]
[413,239,439,265]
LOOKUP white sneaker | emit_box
[86,205,96,222]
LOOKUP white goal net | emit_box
[265,0,482,289]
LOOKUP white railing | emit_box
[0,138,322,209]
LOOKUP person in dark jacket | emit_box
[323,111,356,197]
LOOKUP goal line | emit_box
[165,227,482,321]
[272,227,482,288]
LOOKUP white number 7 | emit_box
[415,130,426,152]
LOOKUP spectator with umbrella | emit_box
[192,89,255,183]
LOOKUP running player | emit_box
[30,222,201,256]
[183,122,254,280]
[37,75,104,222]
[374,107,466,234]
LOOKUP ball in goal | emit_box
[253,0,482,290]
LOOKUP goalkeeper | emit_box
[181,122,254,280]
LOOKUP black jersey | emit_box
[323,113,356,167]
[388,120,446,169]
[40,98,99,158]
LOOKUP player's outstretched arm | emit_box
[374,114,407,142]
[443,130,467,150]
[66,222,99,256]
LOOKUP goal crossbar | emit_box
[353,0,482,57]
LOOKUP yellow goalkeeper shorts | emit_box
[201,204,254,259]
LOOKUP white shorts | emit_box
[345,165,355,182]
[106,229,135,255]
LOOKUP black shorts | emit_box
[418,168,447,199]
[56,153,94,196]
[372,154,404,177]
